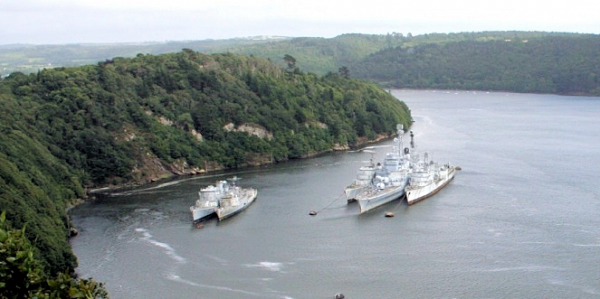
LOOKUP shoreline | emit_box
[82,132,396,196]
[66,130,401,235]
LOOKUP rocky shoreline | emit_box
[66,132,396,241]
[84,132,393,196]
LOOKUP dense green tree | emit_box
[338,66,350,78]
[0,50,411,284]
[4,31,598,95]
[0,211,109,299]
[350,34,600,95]
[283,54,297,69]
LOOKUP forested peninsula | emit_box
[0,50,411,293]
[3,32,599,96]
[3,30,597,297]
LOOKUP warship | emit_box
[215,176,258,221]
[344,153,376,202]
[355,125,411,214]
[404,128,457,205]
[405,153,456,205]
[190,180,225,222]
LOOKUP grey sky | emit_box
[1,0,599,45]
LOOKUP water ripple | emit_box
[135,228,186,264]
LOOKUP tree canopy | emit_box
[3,32,598,95]
[0,211,109,299]
[0,50,411,277]
[350,34,600,95]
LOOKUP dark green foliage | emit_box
[350,33,600,95]
[0,130,81,275]
[0,211,109,299]
[0,50,410,279]
[228,34,408,75]
[3,31,598,95]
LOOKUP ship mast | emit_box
[395,124,404,155]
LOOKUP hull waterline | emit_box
[406,167,456,205]
[357,182,407,214]
[216,189,258,221]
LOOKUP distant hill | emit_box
[350,33,600,95]
[0,36,292,77]
[3,31,599,95]
[0,50,411,276]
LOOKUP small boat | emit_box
[190,181,226,222]
[405,153,456,205]
[215,176,258,221]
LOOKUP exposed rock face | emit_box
[109,120,392,187]
[130,152,173,183]
[223,122,273,140]
[223,123,235,131]
[190,129,203,142]
[158,116,173,126]
[244,153,274,166]
[202,161,225,172]
[143,110,173,126]
[145,110,204,142]
[130,152,211,184]
[305,121,328,129]
[124,127,385,185]
[333,143,349,151]
[114,126,137,142]
[124,132,136,141]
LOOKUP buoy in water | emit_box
[309,210,317,216]
[334,293,345,299]
[385,212,395,218]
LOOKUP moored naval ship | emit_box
[404,128,457,205]
[405,153,456,205]
[344,154,376,202]
[355,125,411,214]
[215,176,258,221]
[190,180,226,222]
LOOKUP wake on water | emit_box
[135,228,186,264]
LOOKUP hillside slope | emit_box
[350,34,600,95]
[4,32,599,95]
[0,50,411,275]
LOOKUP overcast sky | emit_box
[2,0,599,45]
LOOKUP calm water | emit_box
[70,90,600,298]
